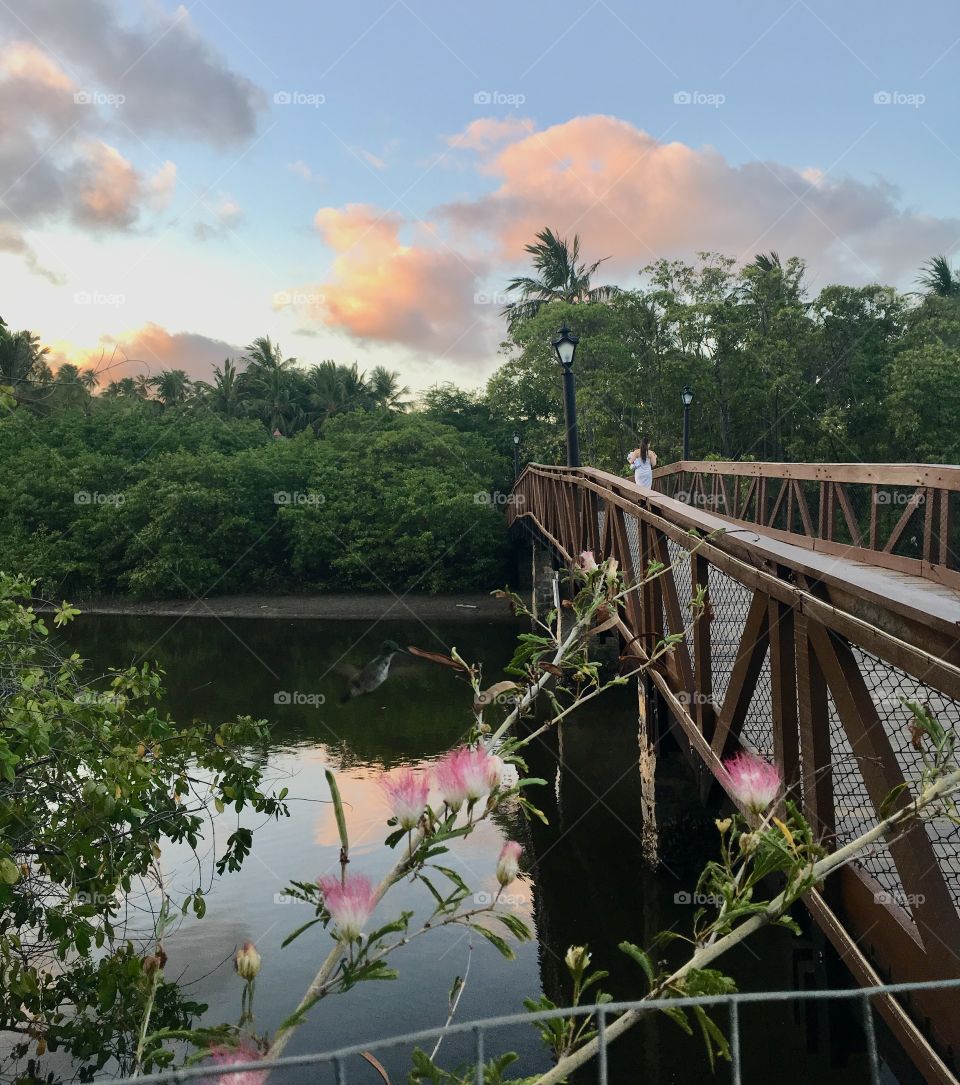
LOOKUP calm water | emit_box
[63,613,885,1084]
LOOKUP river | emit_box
[64,612,884,1084]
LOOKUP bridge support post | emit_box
[638,672,659,868]
[530,539,557,625]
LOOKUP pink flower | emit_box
[435,746,502,809]
[724,752,781,814]
[209,1043,266,1085]
[381,768,429,831]
[496,841,522,886]
[317,873,376,941]
[578,550,598,571]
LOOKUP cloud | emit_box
[287,160,315,182]
[445,116,536,152]
[0,1,262,277]
[193,194,244,241]
[0,0,264,144]
[439,114,960,286]
[72,142,143,229]
[53,323,240,383]
[283,204,486,356]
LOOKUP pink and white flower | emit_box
[578,550,598,571]
[435,746,502,810]
[317,873,376,941]
[724,752,781,814]
[496,841,522,887]
[381,768,429,831]
[209,1043,266,1085]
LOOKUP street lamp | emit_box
[552,323,581,468]
[681,385,694,460]
[512,431,520,479]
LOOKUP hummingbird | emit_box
[339,639,406,702]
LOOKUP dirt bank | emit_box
[50,592,518,622]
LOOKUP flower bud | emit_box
[234,940,261,981]
[496,840,522,887]
[564,945,591,974]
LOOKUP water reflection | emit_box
[62,614,884,1084]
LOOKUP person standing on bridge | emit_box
[628,436,657,488]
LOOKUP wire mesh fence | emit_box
[104,978,960,1085]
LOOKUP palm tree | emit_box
[0,322,49,405]
[78,369,99,392]
[243,336,296,373]
[149,369,191,407]
[917,255,960,297]
[246,366,300,434]
[501,227,620,331]
[369,366,410,411]
[133,374,152,400]
[202,358,243,418]
[102,377,139,398]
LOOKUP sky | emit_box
[3,0,960,392]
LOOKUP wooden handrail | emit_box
[653,459,960,488]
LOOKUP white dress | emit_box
[632,456,653,488]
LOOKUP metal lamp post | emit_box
[552,323,581,468]
[681,385,694,460]
[512,431,520,479]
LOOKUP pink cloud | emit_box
[446,116,536,152]
[285,203,486,356]
[439,114,960,286]
[53,323,239,384]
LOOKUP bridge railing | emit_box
[509,463,960,1084]
[96,978,960,1085]
[652,460,960,587]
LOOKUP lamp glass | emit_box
[681,386,694,406]
[555,339,576,366]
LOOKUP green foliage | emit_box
[0,405,510,597]
[490,248,959,469]
[0,575,288,1078]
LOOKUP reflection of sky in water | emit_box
[62,614,879,1084]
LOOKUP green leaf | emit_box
[619,941,655,986]
[326,768,349,854]
[470,924,515,959]
[281,916,325,947]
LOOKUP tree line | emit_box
[1,237,958,597]
[491,234,960,468]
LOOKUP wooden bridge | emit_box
[507,460,960,1085]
